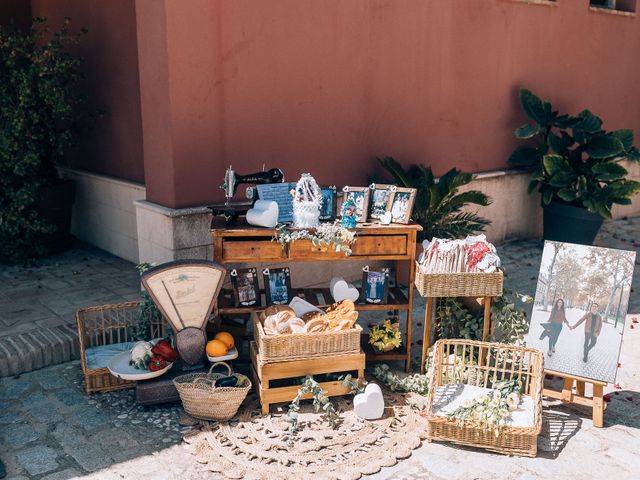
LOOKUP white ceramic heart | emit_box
[379,211,392,225]
[246,200,279,228]
[353,383,384,420]
[329,276,359,302]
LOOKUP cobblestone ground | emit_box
[0,217,639,479]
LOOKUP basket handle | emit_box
[208,361,233,377]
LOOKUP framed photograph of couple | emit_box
[389,187,416,224]
[368,183,396,221]
[337,186,370,223]
[319,185,337,221]
[230,268,261,307]
[262,267,293,306]
[360,266,390,304]
[524,241,636,383]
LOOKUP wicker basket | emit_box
[76,301,168,394]
[252,312,362,362]
[174,362,251,421]
[415,267,503,298]
[424,339,544,457]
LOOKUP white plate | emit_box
[288,297,323,317]
[207,346,238,362]
[107,350,173,381]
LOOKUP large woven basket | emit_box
[424,339,544,457]
[76,301,167,394]
[415,267,503,298]
[252,312,362,362]
[174,362,251,421]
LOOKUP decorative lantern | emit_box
[291,173,322,228]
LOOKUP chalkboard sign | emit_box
[256,182,295,223]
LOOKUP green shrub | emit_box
[0,17,87,262]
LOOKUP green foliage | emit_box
[0,17,88,262]
[509,88,640,219]
[378,157,491,241]
[372,364,430,395]
[286,376,338,446]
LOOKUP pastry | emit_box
[302,311,323,323]
[282,318,306,334]
[304,317,328,334]
[263,305,295,318]
[333,319,354,331]
[263,310,296,335]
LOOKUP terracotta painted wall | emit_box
[30,0,145,183]
[0,0,31,30]
[136,0,640,208]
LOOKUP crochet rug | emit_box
[184,390,428,480]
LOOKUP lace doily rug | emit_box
[184,390,428,480]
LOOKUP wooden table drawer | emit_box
[221,239,285,262]
[288,240,349,259]
[351,235,407,257]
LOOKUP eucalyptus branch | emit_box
[286,376,339,446]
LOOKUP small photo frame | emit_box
[262,267,293,306]
[360,266,390,304]
[389,187,417,224]
[337,186,370,223]
[319,185,337,221]
[368,183,396,221]
[230,268,261,307]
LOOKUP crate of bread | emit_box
[252,299,362,361]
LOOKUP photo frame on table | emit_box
[368,183,396,221]
[524,241,635,384]
[319,185,337,221]
[262,267,293,306]
[230,267,261,308]
[388,187,416,224]
[337,186,370,223]
[360,265,390,304]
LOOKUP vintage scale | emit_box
[135,260,226,405]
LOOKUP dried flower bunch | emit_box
[273,222,356,255]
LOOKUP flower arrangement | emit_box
[273,222,356,255]
[369,319,402,352]
[445,378,522,437]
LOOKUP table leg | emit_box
[406,257,416,372]
[482,297,492,341]
[421,297,433,374]
[593,383,604,427]
[576,381,585,397]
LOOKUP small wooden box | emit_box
[250,341,365,415]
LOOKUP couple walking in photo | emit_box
[540,300,603,363]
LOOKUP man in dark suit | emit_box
[571,303,603,363]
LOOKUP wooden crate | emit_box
[250,341,365,415]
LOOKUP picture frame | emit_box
[230,267,261,308]
[360,265,390,304]
[337,186,370,223]
[368,183,396,221]
[262,267,293,306]
[319,185,337,221]
[388,187,417,224]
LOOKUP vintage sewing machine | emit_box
[210,166,285,224]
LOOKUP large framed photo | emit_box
[319,185,337,221]
[524,241,636,383]
[230,268,261,307]
[262,267,293,306]
[337,186,370,223]
[388,187,416,224]
[368,183,395,221]
[360,266,390,304]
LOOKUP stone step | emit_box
[0,324,79,377]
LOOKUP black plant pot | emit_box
[542,201,603,245]
[38,179,76,254]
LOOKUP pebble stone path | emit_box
[0,216,639,479]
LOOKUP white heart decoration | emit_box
[329,276,359,302]
[246,200,279,228]
[379,211,392,225]
[353,383,384,420]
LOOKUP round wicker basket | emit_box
[174,362,251,421]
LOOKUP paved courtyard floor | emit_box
[0,217,639,479]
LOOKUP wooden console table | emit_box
[211,218,421,371]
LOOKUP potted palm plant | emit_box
[509,88,640,245]
[378,157,492,242]
[0,17,88,262]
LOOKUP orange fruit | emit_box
[214,331,235,349]
[206,339,228,357]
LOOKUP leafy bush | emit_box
[0,17,87,261]
[509,88,640,218]
[378,156,491,241]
